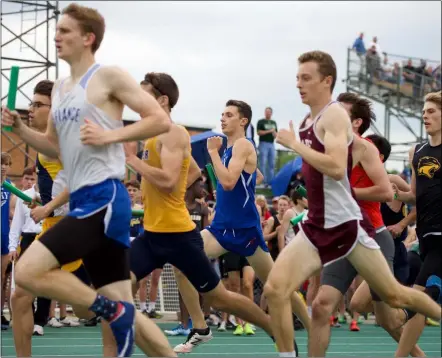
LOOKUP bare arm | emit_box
[256,168,264,185]
[9,195,16,220]
[395,146,417,204]
[353,139,394,202]
[126,126,187,193]
[278,209,293,252]
[103,66,171,143]
[187,156,202,189]
[43,188,69,217]
[398,207,417,229]
[258,129,274,136]
[388,174,411,192]
[285,106,350,181]
[209,138,254,191]
[263,217,277,241]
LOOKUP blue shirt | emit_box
[211,142,260,229]
[1,179,12,239]
[353,37,366,55]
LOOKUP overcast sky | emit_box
[2,1,441,170]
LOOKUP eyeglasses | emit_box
[29,101,51,109]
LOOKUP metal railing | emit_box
[347,48,441,115]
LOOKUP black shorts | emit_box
[38,210,130,289]
[219,252,250,279]
[19,233,38,258]
[130,229,220,293]
[415,235,442,287]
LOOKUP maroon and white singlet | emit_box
[296,101,378,265]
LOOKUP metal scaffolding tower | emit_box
[1,0,59,106]
[344,48,438,166]
[1,1,59,174]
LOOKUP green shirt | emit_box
[257,119,278,143]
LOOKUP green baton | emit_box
[3,66,20,132]
[2,180,40,204]
[205,163,218,188]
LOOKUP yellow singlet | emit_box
[36,154,82,273]
[141,135,196,233]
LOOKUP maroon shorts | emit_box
[299,212,377,266]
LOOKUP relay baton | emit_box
[2,180,41,205]
[206,163,218,188]
[3,66,20,132]
[295,184,307,199]
[290,212,305,226]
[131,209,144,217]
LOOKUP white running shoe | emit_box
[48,317,63,328]
[217,321,227,332]
[60,317,80,327]
[33,325,44,336]
[173,329,213,353]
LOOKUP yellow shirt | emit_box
[141,136,196,233]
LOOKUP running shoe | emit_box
[60,317,80,327]
[173,328,213,353]
[164,324,190,336]
[243,323,255,335]
[48,317,63,328]
[217,321,227,331]
[338,314,347,324]
[350,319,360,332]
[33,325,44,336]
[233,324,244,336]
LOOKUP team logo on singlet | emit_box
[301,138,313,148]
[1,189,9,207]
[53,107,81,124]
[417,156,441,179]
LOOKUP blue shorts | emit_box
[69,179,131,248]
[206,225,268,257]
[1,234,9,255]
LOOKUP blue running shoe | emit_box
[164,323,191,336]
[108,302,135,357]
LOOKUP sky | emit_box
[1,1,441,171]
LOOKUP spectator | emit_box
[246,121,255,146]
[352,32,366,74]
[269,196,279,216]
[366,45,381,81]
[255,195,272,220]
[381,54,394,81]
[257,107,277,186]
[403,59,416,84]
[430,64,441,92]
[369,36,382,54]
[386,62,402,84]
[412,59,427,98]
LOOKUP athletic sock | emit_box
[148,301,156,312]
[139,302,147,311]
[89,294,120,321]
[280,352,297,357]
[193,327,210,335]
[307,306,312,318]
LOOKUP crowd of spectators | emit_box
[352,33,441,99]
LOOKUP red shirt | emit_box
[350,137,385,229]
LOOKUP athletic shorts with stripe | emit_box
[321,228,393,301]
